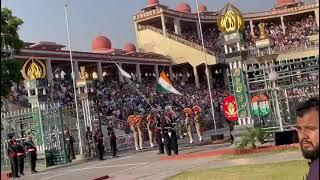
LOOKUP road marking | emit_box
[26,156,132,177]
[40,162,149,180]
[108,162,152,176]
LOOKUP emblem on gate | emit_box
[223,96,238,121]
[21,57,46,80]
[217,3,244,33]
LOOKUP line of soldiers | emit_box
[84,122,118,160]
[126,105,203,156]
[7,132,38,178]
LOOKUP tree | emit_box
[1,7,24,104]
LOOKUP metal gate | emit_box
[1,103,67,171]
[41,103,67,166]
[244,56,319,130]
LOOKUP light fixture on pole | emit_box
[64,0,83,154]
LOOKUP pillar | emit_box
[161,15,167,37]
[97,62,103,82]
[280,16,286,34]
[196,22,201,40]
[173,18,181,35]
[315,8,319,27]
[118,63,124,83]
[193,66,200,89]
[45,59,53,83]
[169,66,174,82]
[249,20,254,37]
[73,60,80,80]
[136,64,142,82]
[154,65,159,81]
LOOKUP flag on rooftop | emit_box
[156,71,181,95]
[114,63,132,79]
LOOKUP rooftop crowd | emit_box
[158,14,319,55]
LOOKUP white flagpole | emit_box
[64,0,83,155]
[195,0,218,134]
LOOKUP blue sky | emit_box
[2,0,274,52]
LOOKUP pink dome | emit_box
[148,0,159,6]
[199,4,207,12]
[176,3,191,13]
[277,0,296,5]
[123,43,136,53]
[91,36,112,52]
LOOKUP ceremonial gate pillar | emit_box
[22,57,67,167]
[218,3,252,142]
[76,67,98,157]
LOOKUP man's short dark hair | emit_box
[296,97,319,118]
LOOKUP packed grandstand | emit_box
[4,0,319,133]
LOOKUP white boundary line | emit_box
[40,162,149,180]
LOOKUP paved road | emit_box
[17,143,303,180]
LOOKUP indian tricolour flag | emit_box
[156,71,181,95]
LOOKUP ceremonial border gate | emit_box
[228,56,319,133]
[1,103,67,172]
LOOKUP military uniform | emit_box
[7,136,19,178]
[94,130,104,160]
[24,134,37,173]
[107,123,117,157]
[163,111,178,156]
[135,115,144,150]
[193,105,203,142]
[16,141,25,176]
[183,108,193,144]
[155,114,164,154]
[147,113,156,147]
[85,127,94,157]
[65,131,75,162]
[127,115,140,151]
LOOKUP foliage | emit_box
[1,8,24,130]
[236,127,266,149]
[1,7,24,100]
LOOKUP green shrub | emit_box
[236,127,266,149]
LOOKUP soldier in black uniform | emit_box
[85,127,94,157]
[7,134,19,178]
[155,112,164,155]
[94,128,104,160]
[24,132,37,173]
[16,139,25,176]
[107,121,117,158]
[65,129,75,162]
[162,112,179,156]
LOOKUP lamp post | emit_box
[268,71,284,131]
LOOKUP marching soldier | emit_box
[183,108,193,144]
[147,110,157,147]
[163,110,179,156]
[155,112,164,154]
[25,132,38,173]
[94,128,104,160]
[128,114,139,151]
[85,126,94,157]
[16,139,25,176]
[135,114,144,150]
[65,129,75,162]
[107,121,117,158]
[193,105,203,142]
[7,134,19,178]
